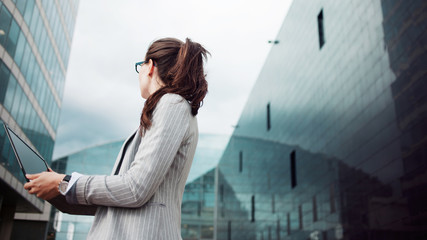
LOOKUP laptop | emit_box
[3,123,49,182]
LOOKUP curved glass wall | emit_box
[50,140,123,240]
[50,134,229,240]
[215,0,427,239]
[182,134,229,240]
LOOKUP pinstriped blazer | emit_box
[65,93,199,239]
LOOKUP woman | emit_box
[24,37,209,239]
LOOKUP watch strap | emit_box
[63,174,71,182]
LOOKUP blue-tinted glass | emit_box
[5,20,20,57]
[23,0,35,24]
[28,6,38,33]
[0,62,10,103]
[15,0,27,15]
[21,99,31,129]
[19,42,30,71]
[16,92,28,125]
[4,75,17,111]
[14,32,26,65]
[28,107,36,133]
[34,15,43,44]
[11,86,23,118]
[0,5,12,45]
[215,0,427,239]
[26,58,35,86]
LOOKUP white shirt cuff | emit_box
[65,172,83,194]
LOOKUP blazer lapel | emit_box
[111,129,138,175]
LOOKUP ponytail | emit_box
[140,38,209,134]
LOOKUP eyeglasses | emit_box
[135,60,156,73]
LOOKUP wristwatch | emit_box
[58,174,71,195]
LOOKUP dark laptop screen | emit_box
[6,126,48,175]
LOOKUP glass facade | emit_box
[50,140,124,240]
[182,134,229,240]
[215,0,427,239]
[0,0,79,238]
[50,134,229,240]
[0,0,78,185]
[182,168,216,240]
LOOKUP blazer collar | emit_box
[111,128,139,175]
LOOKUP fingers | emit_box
[29,187,39,195]
[24,171,62,200]
[26,173,41,180]
[24,182,32,190]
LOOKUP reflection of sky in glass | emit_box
[59,133,229,181]
[54,133,228,239]
[215,0,427,238]
[63,140,123,175]
[187,134,229,183]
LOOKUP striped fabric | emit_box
[65,93,199,239]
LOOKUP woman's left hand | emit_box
[24,170,65,200]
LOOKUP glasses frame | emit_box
[135,60,156,73]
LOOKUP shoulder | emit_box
[159,93,186,104]
[154,93,191,115]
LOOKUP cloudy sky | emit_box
[52,0,293,159]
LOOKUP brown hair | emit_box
[140,37,209,133]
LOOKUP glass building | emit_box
[50,134,229,240]
[182,134,229,240]
[50,140,124,240]
[215,0,426,239]
[0,0,79,239]
[182,168,216,240]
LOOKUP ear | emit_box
[148,59,155,76]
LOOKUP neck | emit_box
[148,76,164,95]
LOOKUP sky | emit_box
[52,0,294,159]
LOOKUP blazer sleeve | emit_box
[48,195,97,215]
[65,94,191,208]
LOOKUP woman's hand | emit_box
[24,169,65,200]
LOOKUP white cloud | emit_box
[53,0,293,159]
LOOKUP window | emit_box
[220,184,224,202]
[23,0,35,24]
[14,32,26,66]
[11,84,23,118]
[5,20,20,57]
[287,213,290,235]
[227,221,231,240]
[0,5,12,45]
[317,9,325,49]
[266,103,271,131]
[276,219,281,240]
[0,62,10,103]
[330,184,336,213]
[15,0,27,15]
[239,151,243,173]
[298,205,303,229]
[272,194,275,213]
[290,150,297,188]
[251,195,255,222]
[313,196,318,222]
